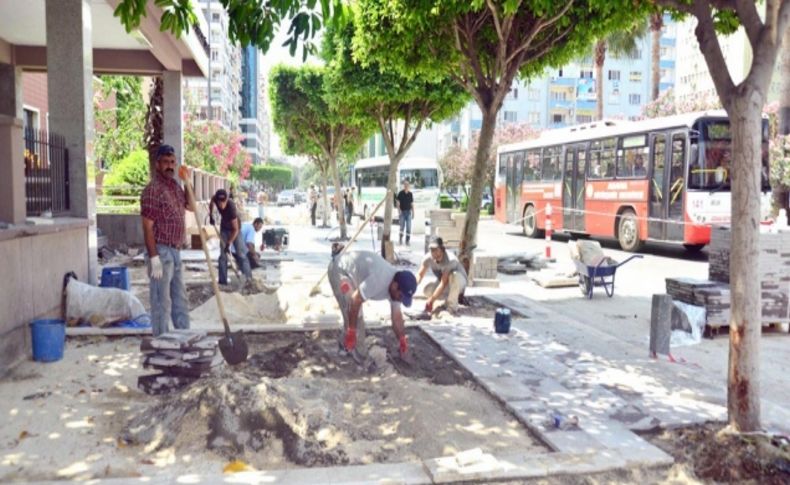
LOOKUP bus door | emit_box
[562,143,587,232]
[648,133,668,239]
[666,132,687,240]
[506,152,523,223]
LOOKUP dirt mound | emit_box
[644,423,790,483]
[120,329,543,469]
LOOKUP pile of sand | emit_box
[190,291,289,326]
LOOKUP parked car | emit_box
[294,191,307,204]
[277,190,296,206]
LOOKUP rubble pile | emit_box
[137,330,223,394]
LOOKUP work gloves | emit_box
[424,300,434,313]
[399,335,408,356]
[149,255,163,280]
[344,327,357,352]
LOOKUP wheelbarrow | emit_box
[573,254,643,299]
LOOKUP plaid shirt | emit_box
[141,173,187,247]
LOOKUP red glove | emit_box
[344,328,357,352]
[399,335,408,356]
[424,301,433,313]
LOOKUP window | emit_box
[576,114,593,124]
[580,70,593,79]
[550,91,567,101]
[498,155,507,176]
[651,135,667,204]
[629,71,642,82]
[628,49,642,60]
[524,150,541,181]
[212,12,220,21]
[504,111,518,122]
[529,89,540,100]
[211,50,219,61]
[358,166,389,188]
[528,112,540,124]
[557,69,564,77]
[400,169,438,189]
[629,94,641,105]
[608,70,621,81]
[589,138,617,179]
[552,113,564,124]
[23,108,39,131]
[511,87,518,99]
[617,134,648,177]
[541,146,562,181]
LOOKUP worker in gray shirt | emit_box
[328,250,417,361]
[417,237,468,313]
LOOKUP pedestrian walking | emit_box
[416,237,468,313]
[345,186,355,224]
[308,184,318,226]
[396,180,414,245]
[328,250,417,362]
[256,189,267,220]
[209,188,253,287]
[140,144,193,336]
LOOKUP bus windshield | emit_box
[400,169,439,189]
[688,120,770,191]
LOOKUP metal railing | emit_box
[24,128,69,216]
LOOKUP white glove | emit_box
[149,255,163,280]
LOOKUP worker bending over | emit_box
[417,237,468,313]
[328,250,417,362]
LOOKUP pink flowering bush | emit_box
[183,112,252,181]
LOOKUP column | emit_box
[0,63,25,224]
[46,0,97,283]
[163,71,183,164]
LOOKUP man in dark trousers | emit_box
[396,180,414,245]
[209,189,252,288]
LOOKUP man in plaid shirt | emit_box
[140,144,194,336]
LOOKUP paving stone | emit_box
[276,461,431,484]
[422,451,508,483]
[544,451,628,475]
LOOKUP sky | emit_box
[261,24,323,162]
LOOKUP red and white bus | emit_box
[495,110,771,252]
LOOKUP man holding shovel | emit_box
[209,189,253,288]
[140,144,194,336]
[328,250,417,362]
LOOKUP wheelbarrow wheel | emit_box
[579,275,592,297]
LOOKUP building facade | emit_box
[437,17,677,157]
[240,45,264,164]
[183,0,241,131]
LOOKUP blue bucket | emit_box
[494,308,511,334]
[30,319,66,362]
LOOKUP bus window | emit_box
[670,134,685,210]
[617,134,648,178]
[541,146,561,181]
[498,154,507,177]
[400,169,438,189]
[589,138,616,179]
[514,151,525,184]
[524,150,541,181]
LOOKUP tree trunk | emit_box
[459,109,497,273]
[320,172,329,228]
[778,27,790,222]
[328,155,348,239]
[727,98,763,432]
[594,40,606,120]
[650,13,663,101]
[144,76,164,177]
[381,152,404,255]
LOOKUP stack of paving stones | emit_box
[470,255,499,288]
[138,330,222,395]
[428,210,464,250]
[692,286,731,326]
[665,277,716,305]
[707,226,731,283]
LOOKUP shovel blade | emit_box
[219,331,249,365]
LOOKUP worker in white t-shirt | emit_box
[327,250,417,362]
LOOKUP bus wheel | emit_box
[617,210,644,252]
[683,243,705,253]
[522,205,544,238]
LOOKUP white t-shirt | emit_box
[422,250,468,281]
[337,250,399,311]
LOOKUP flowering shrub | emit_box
[183,112,252,182]
[641,88,722,118]
[770,134,790,188]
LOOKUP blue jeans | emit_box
[399,209,412,243]
[219,228,252,285]
[147,244,189,336]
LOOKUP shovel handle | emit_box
[183,174,233,336]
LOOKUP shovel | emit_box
[182,169,248,365]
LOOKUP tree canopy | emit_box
[114,0,343,59]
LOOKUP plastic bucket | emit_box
[30,319,65,362]
[494,308,511,334]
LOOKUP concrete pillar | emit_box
[0,63,26,224]
[46,0,97,283]
[162,70,183,164]
[194,171,204,201]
